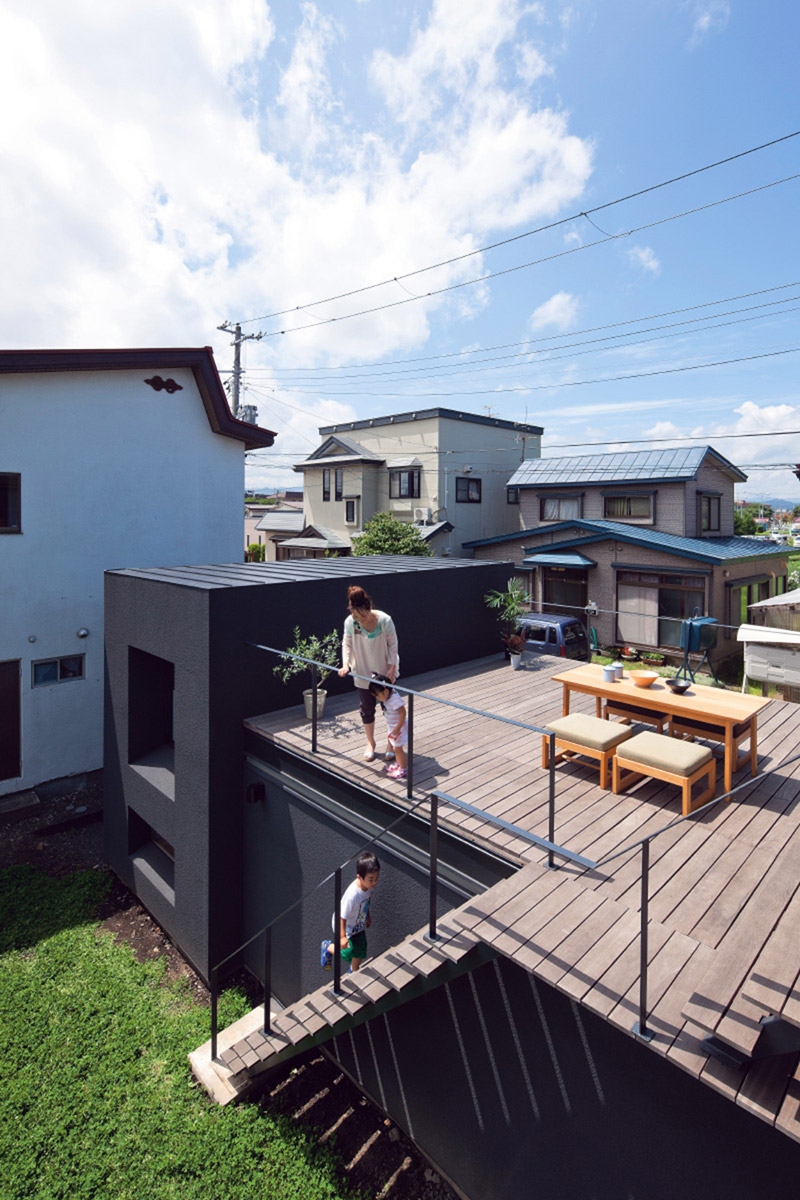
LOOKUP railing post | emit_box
[332,867,343,995]
[632,838,654,1042]
[311,662,318,753]
[406,691,414,800]
[210,968,219,1061]
[262,927,272,1035]
[427,792,439,941]
[547,732,557,868]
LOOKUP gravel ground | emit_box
[1,777,459,1200]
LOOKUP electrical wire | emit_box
[252,175,800,339]
[233,131,800,327]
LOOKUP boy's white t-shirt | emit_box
[333,878,371,937]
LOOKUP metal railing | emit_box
[249,641,559,856]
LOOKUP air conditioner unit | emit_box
[413,507,431,524]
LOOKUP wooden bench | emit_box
[603,699,670,735]
[612,730,716,816]
[669,714,757,779]
[542,713,634,790]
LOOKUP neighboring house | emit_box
[244,502,304,555]
[252,510,306,560]
[0,347,275,799]
[465,447,788,661]
[292,407,543,556]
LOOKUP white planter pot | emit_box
[509,653,523,671]
[303,688,327,719]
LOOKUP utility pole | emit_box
[217,321,264,417]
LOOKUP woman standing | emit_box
[338,585,399,762]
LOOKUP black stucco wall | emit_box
[104,558,513,978]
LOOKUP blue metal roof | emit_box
[524,552,597,568]
[508,446,746,488]
[521,520,788,565]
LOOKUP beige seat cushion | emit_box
[619,730,712,776]
[545,714,633,753]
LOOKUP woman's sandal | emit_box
[363,748,377,762]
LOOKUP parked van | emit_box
[516,613,590,660]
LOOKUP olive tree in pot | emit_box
[484,578,531,670]
[273,626,342,718]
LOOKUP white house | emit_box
[291,407,543,556]
[0,347,275,799]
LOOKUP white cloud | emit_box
[274,3,343,159]
[686,2,731,50]
[626,244,661,276]
[515,42,553,85]
[529,290,578,331]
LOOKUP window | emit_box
[0,474,21,533]
[603,494,653,522]
[32,655,84,687]
[540,496,581,521]
[507,487,520,505]
[456,477,482,503]
[335,468,343,501]
[345,499,357,524]
[322,469,330,501]
[701,495,721,532]
[617,571,706,648]
[390,469,420,499]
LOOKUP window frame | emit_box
[31,654,85,687]
[322,468,330,502]
[507,487,520,505]
[345,499,357,525]
[539,494,582,522]
[701,494,721,532]
[455,476,482,504]
[0,472,21,534]
[602,492,654,523]
[335,468,343,502]
[389,469,421,499]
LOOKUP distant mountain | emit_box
[736,496,800,511]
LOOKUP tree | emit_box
[792,504,800,519]
[734,510,757,536]
[352,512,434,556]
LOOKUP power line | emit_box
[233,131,800,327]
[246,281,800,374]
[252,175,800,339]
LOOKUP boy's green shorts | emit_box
[340,930,368,962]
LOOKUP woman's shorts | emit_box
[357,687,377,725]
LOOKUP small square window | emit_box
[456,477,482,503]
[59,656,84,679]
[345,499,357,524]
[390,470,420,499]
[507,487,519,505]
[33,660,59,686]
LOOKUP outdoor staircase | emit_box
[190,911,494,1105]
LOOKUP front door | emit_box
[543,568,588,628]
[0,659,21,781]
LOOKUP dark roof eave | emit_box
[0,347,276,450]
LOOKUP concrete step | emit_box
[0,790,40,826]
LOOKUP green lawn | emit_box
[0,865,362,1200]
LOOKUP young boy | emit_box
[368,674,407,780]
[321,851,380,973]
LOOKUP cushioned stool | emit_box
[603,700,670,735]
[543,713,633,790]
[612,730,716,816]
[669,715,757,779]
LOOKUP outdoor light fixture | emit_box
[76,628,90,638]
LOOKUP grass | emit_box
[0,865,363,1200]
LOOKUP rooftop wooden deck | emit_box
[243,655,800,1142]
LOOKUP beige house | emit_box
[291,407,543,557]
[465,446,789,664]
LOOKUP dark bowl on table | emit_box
[666,677,691,694]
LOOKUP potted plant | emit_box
[620,645,639,662]
[273,626,342,719]
[484,579,531,668]
[641,651,666,667]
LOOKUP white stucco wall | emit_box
[0,366,246,796]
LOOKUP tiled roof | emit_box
[254,512,305,533]
[508,446,746,488]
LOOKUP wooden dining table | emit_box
[551,663,772,795]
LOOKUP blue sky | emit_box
[2,1,798,503]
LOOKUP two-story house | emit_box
[465,447,788,663]
[0,347,275,801]
[289,408,544,557]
